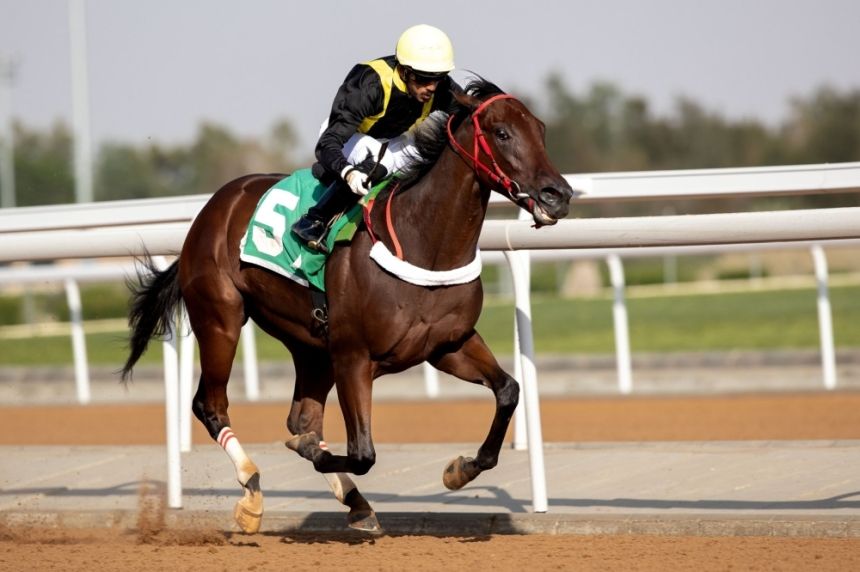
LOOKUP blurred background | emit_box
[1,0,859,398]
[2,0,860,205]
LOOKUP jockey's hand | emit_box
[341,165,371,196]
[357,152,389,184]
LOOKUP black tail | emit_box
[121,257,183,381]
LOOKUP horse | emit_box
[121,78,574,534]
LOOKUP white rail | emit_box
[1,161,858,514]
[2,160,858,235]
[3,207,859,263]
[0,262,262,410]
[564,161,860,202]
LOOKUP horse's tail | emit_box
[121,256,183,382]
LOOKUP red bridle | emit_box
[446,93,521,200]
[367,93,528,261]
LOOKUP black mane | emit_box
[396,77,506,187]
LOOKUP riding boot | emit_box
[291,181,360,253]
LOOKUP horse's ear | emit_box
[452,88,481,111]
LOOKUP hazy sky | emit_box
[2,0,859,156]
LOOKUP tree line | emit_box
[5,76,860,209]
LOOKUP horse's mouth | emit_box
[531,203,559,227]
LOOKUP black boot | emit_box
[291,182,359,253]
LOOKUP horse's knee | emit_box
[497,375,519,411]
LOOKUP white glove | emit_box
[341,166,371,196]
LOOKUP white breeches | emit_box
[342,132,418,174]
[319,118,423,174]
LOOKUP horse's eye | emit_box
[494,128,511,141]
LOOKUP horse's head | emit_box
[449,84,574,226]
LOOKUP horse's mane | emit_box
[396,77,506,188]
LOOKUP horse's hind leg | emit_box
[285,348,380,532]
[185,285,263,534]
[430,331,520,490]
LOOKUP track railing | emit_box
[1,161,859,513]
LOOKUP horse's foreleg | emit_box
[320,442,379,532]
[430,331,520,490]
[286,353,379,532]
[285,358,377,477]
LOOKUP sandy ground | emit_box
[2,391,859,445]
[2,526,860,572]
[3,391,860,570]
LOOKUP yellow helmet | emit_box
[395,24,455,74]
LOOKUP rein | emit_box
[363,180,405,259]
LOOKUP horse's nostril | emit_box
[541,187,564,205]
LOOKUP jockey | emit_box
[291,24,462,251]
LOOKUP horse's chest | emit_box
[371,287,481,347]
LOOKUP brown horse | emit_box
[122,79,573,534]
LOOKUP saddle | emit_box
[239,169,390,292]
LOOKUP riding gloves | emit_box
[341,165,371,196]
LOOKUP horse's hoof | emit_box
[285,431,320,454]
[234,499,263,534]
[443,455,480,490]
[347,509,383,534]
[233,474,263,534]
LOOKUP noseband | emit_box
[446,94,528,205]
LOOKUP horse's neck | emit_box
[386,150,488,270]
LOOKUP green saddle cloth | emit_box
[238,168,388,291]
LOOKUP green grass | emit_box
[515,285,860,353]
[0,285,858,366]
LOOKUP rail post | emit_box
[607,255,633,394]
[423,362,440,398]
[811,245,837,390]
[504,248,548,512]
[241,321,260,401]
[179,308,195,452]
[63,278,91,404]
[153,256,182,508]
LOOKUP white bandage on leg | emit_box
[319,440,357,504]
[217,426,257,484]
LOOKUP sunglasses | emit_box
[408,70,448,86]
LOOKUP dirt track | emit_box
[2,526,859,572]
[2,391,859,445]
[3,391,860,570]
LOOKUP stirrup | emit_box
[292,216,328,252]
[307,235,330,254]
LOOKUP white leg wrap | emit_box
[217,426,257,484]
[320,440,356,504]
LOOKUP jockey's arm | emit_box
[315,64,384,178]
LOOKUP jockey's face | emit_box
[403,69,444,103]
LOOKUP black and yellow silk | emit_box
[314,55,459,178]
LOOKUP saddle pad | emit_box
[238,169,386,291]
